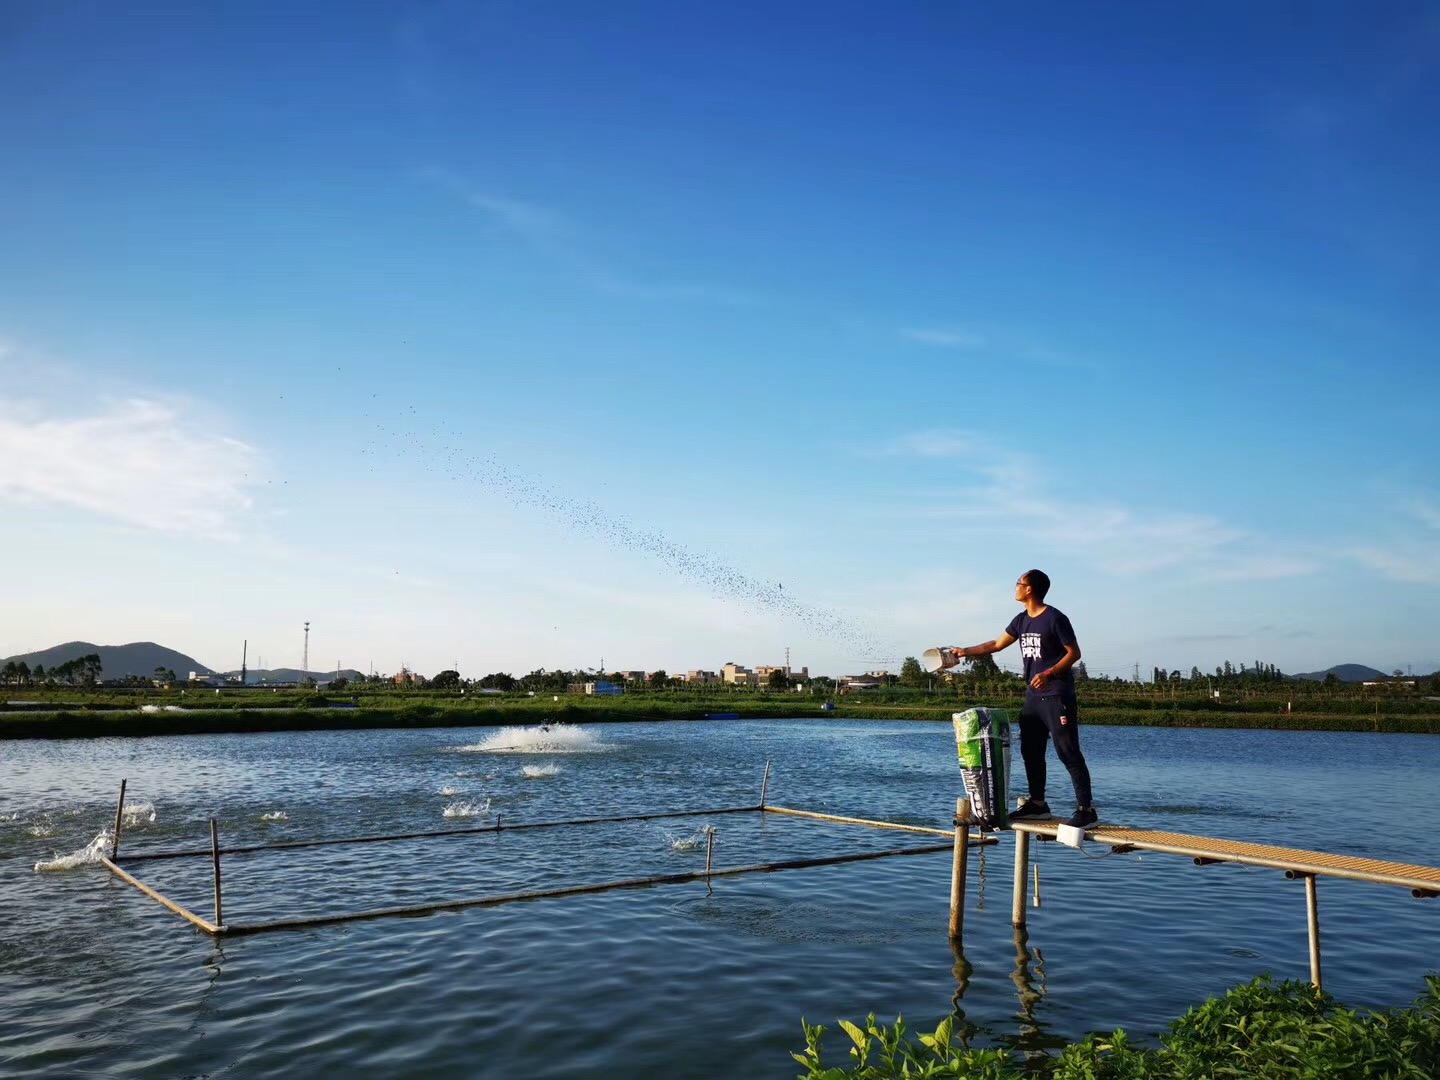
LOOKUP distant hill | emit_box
[1292,664,1389,682]
[0,641,213,680]
[220,667,366,684]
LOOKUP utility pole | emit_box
[303,622,310,680]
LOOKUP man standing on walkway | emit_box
[946,570,1097,828]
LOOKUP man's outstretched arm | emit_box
[943,632,1016,667]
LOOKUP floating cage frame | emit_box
[95,770,1440,991]
[100,767,996,938]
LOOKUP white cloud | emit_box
[1348,544,1440,586]
[885,435,1320,582]
[900,327,987,349]
[421,169,757,305]
[1343,492,1440,586]
[0,396,262,536]
[872,430,983,458]
[459,190,572,243]
[1407,497,1440,533]
[899,322,1101,372]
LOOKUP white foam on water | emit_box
[121,802,156,826]
[662,826,715,852]
[438,785,459,797]
[443,799,491,819]
[452,724,601,755]
[0,811,20,823]
[521,764,560,779]
[260,811,287,821]
[34,832,112,873]
[28,820,55,838]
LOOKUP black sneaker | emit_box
[1065,807,1099,829]
[1008,798,1052,820]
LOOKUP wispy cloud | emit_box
[459,190,571,241]
[1155,633,1248,644]
[419,168,757,305]
[1348,545,1440,587]
[870,430,983,458]
[1346,494,1440,586]
[0,396,261,536]
[1408,497,1440,533]
[883,431,1319,581]
[900,328,986,349]
[899,323,1101,372]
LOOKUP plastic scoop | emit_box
[921,647,956,673]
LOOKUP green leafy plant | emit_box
[794,1013,1015,1079]
[795,976,1440,1079]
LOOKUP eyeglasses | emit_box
[1015,580,1030,588]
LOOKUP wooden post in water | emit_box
[705,828,715,877]
[1304,874,1322,989]
[111,779,127,860]
[1012,829,1031,927]
[949,798,971,939]
[759,760,771,809]
[210,819,224,929]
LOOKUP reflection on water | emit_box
[948,938,981,1046]
[1003,926,1067,1058]
[948,926,1061,1060]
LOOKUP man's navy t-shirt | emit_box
[1005,606,1078,698]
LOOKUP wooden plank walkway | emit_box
[1005,818,1440,989]
[1009,819,1440,895]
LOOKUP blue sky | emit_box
[2,1,1437,680]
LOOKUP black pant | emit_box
[1018,692,1092,808]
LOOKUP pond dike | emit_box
[3,700,1440,738]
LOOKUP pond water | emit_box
[2,720,1437,1076]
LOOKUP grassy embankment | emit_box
[2,682,1438,738]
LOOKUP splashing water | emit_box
[28,820,55,838]
[0,811,20,823]
[438,785,458,797]
[521,764,560,779]
[662,827,714,852]
[454,724,601,754]
[34,832,112,873]
[122,802,156,826]
[443,799,491,819]
[260,811,287,821]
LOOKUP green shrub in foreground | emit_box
[794,975,1440,1078]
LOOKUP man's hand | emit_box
[1029,670,1049,691]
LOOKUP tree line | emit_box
[0,655,185,687]
[2,653,103,686]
